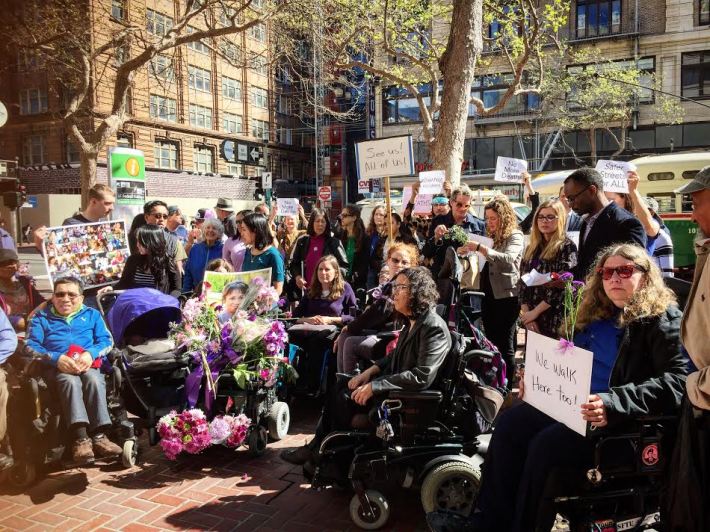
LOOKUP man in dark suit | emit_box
[563,168,646,279]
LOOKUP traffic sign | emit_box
[318,186,332,201]
[262,172,272,189]
[221,140,265,167]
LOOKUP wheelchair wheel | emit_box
[349,490,390,530]
[121,439,138,468]
[420,461,480,515]
[8,460,37,489]
[248,426,268,457]
[267,401,290,441]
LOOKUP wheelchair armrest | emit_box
[375,331,398,342]
[461,349,495,363]
[388,390,443,401]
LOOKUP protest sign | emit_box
[413,194,434,215]
[419,170,446,194]
[523,331,594,436]
[202,268,272,305]
[43,220,130,289]
[494,156,528,183]
[355,136,415,180]
[596,160,635,193]
[276,198,299,217]
[401,186,413,213]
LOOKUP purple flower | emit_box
[558,272,574,282]
[557,338,575,354]
[572,280,585,289]
[277,298,286,307]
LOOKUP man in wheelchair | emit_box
[282,266,452,465]
[460,244,687,532]
[24,276,122,464]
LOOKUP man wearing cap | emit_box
[166,206,189,246]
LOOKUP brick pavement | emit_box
[0,400,428,532]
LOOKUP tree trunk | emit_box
[588,128,597,166]
[430,0,483,186]
[80,150,98,209]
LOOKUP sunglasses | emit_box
[150,213,169,219]
[536,214,559,222]
[596,264,646,280]
[54,291,81,299]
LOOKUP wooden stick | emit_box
[385,176,393,242]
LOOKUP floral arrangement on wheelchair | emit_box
[156,277,296,459]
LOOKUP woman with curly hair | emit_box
[464,196,524,386]
[518,199,577,338]
[113,224,181,297]
[467,243,686,532]
[282,266,451,465]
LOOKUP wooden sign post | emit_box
[384,175,393,242]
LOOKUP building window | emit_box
[222,112,242,133]
[115,42,129,67]
[117,132,133,148]
[149,94,177,122]
[19,88,48,115]
[701,0,710,25]
[193,145,214,173]
[221,41,241,63]
[251,119,269,141]
[146,9,173,37]
[188,65,212,92]
[576,0,621,39]
[276,128,293,145]
[226,163,243,176]
[111,0,125,20]
[154,140,179,169]
[277,95,291,114]
[66,136,81,163]
[189,104,213,128]
[250,23,266,42]
[251,86,268,108]
[149,55,174,81]
[22,135,45,165]
[186,26,210,53]
[681,51,710,98]
[222,77,242,100]
[251,55,268,76]
[17,49,43,72]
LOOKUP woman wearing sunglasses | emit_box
[518,200,577,338]
[468,243,687,532]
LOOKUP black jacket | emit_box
[575,202,646,279]
[599,306,687,430]
[114,254,182,298]
[340,234,369,292]
[372,308,452,394]
[288,234,349,282]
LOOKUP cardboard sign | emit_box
[494,156,527,183]
[419,170,446,194]
[43,220,130,289]
[523,331,594,436]
[276,198,299,217]
[202,268,273,305]
[355,135,415,180]
[596,160,635,193]
[413,194,434,215]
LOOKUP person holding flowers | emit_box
[467,243,687,532]
[240,213,285,295]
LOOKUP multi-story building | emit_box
[374,0,710,186]
[0,0,314,226]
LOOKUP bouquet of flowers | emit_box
[443,225,470,248]
[208,414,252,448]
[157,409,212,460]
[239,277,284,317]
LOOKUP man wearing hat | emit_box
[215,197,235,222]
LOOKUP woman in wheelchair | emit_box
[282,266,451,465]
[468,244,687,532]
[24,276,122,464]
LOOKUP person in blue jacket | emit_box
[182,218,224,294]
[25,276,121,464]
[0,307,18,470]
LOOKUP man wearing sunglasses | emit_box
[142,200,187,273]
[563,168,645,279]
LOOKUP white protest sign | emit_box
[276,198,299,217]
[596,160,635,193]
[401,186,413,213]
[468,234,494,271]
[355,136,415,180]
[494,156,528,184]
[419,170,446,194]
[523,331,594,436]
[413,194,433,215]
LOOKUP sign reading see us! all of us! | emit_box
[355,135,415,180]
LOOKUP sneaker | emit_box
[280,445,314,465]
[92,435,122,458]
[72,438,95,464]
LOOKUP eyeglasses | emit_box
[596,264,646,280]
[390,258,410,266]
[392,283,410,292]
[54,291,81,300]
[566,185,592,204]
[536,214,559,222]
[150,213,169,220]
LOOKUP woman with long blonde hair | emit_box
[470,243,686,532]
[518,199,577,338]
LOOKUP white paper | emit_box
[494,156,528,183]
[566,231,580,249]
[413,194,433,215]
[401,186,413,213]
[523,331,594,436]
[595,160,636,194]
[355,136,415,180]
[468,234,494,271]
[521,268,553,287]
[419,170,446,194]
[277,198,299,217]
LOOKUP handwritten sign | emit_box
[494,156,528,183]
[203,268,272,305]
[355,136,415,180]
[523,331,594,436]
[419,170,446,194]
[413,194,433,215]
[401,186,413,213]
[596,160,635,193]
[276,198,299,217]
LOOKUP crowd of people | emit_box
[0,164,707,529]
